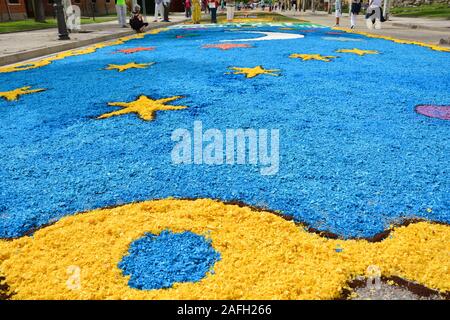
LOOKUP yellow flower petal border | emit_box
[0,199,448,299]
[0,31,164,74]
[1,26,447,74]
[333,27,450,53]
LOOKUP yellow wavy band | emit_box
[0,32,153,74]
[333,27,450,53]
[0,199,449,299]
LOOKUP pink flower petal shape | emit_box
[415,105,450,120]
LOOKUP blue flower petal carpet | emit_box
[0,20,449,299]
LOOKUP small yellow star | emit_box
[0,86,46,101]
[289,53,337,62]
[336,48,379,56]
[105,62,154,72]
[228,66,280,78]
[98,95,187,121]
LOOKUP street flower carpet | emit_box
[0,13,449,300]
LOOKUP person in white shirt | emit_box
[370,0,382,7]
[334,0,342,27]
[226,0,235,21]
[154,0,164,22]
[366,0,383,30]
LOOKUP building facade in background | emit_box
[1,0,184,21]
[1,0,27,21]
[0,0,118,21]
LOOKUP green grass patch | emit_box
[0,15,117,33]
[390,4,450,19]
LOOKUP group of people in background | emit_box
[115,0,172,33]
[185,0,230,23]
[118,0,388,33]
[335,0,386,29]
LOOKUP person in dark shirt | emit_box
[129,5,149,33]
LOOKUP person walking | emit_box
[115,0,127,28]
[366,0,383,29]
[163,0,171,22]
[291,0,297,11]
[226,0,235,21]
[350,0,362,29]
[208,0,219,23]
[334,0,342,27]
[154,0,164,22]
[192,0,202,24]
[185,0,192,17]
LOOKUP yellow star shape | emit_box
[228,66,280,78]
[289,53,337,62]
[336,48,379,56]
[98,95,187,121]
[0,86,46,101]
[105,62,154,72]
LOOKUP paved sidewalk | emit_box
[0,13,188,66]
[281,10,450,46]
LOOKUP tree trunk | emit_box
[33,0,46,22]
[383,0,391,20]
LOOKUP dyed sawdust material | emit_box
[0,23,448,240]
[0,20,449,300]
[0,199,448,299]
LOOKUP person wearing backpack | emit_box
[366,0,385,30]
[130,5,148,33]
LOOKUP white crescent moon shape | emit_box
[220,31,304,42]
[321,36,363,42]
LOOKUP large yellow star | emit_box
[0,86,46,101]
[336,48,379,56]
[105,62,154,72]
[289,53,337,62]
[98,95,187,121]
[228,66,280,78]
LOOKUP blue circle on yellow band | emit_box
[118,230,221,290]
